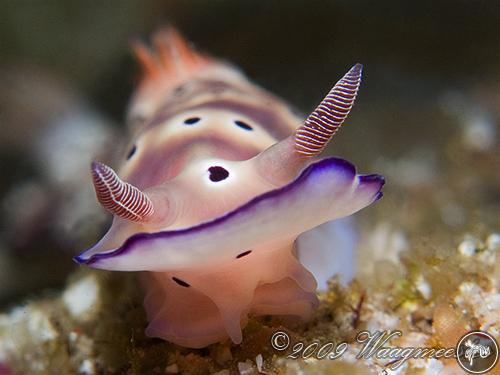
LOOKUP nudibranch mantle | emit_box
[75,28,384,348]
[77,158,381,271]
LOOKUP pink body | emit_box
[76,29,384,348]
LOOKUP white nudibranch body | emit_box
[75,28,384,348]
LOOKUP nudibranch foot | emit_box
[141,244,318,348]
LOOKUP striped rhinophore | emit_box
[295,63,363,157]
[91,161,154,222]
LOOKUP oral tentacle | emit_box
[91,161,155,222]
[295,63,363,157]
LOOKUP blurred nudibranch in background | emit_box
[74,28,384,348]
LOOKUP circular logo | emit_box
[456,331,498,374]
[271,331,290,351]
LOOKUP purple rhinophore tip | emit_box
[352,63,363,73]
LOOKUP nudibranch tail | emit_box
[91,161,154,222]
[295,63,363,157]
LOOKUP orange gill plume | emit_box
[131,28,211,82]
[127,27,218,132]
[295,63,363,157]
[91,161,154,222]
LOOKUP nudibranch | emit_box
[75,29,384,348]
